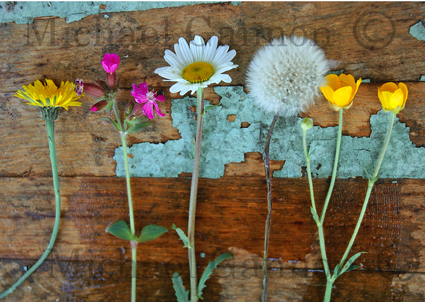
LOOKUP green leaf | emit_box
[339,251,367,276]
[190,137,195,160]
[99,117,121,131]
[345,264,361,273]
[126,122,152,134]
[310,207,319,224]
[137,224,168,243]
[172,272,190,302]
[197,253,233,299]
[107,220,135,241]
[172,224,191,248]
[333,263,341,278]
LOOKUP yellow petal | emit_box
[333,86,353,107]
[320,85,335,103]
[353,78,362,98]
[324,74,341,91]
[380,82,398,93]
[380,91,393,110]
[339,74,355,90]
[389,89,404,110]
[398,82,408,108]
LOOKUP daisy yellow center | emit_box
[182,62,215,83]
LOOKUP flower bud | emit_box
[90,100,108,112]
[84,83,105,98]
[106,72,117,88]
[301,117,313,131]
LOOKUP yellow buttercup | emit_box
[378,82,408,114]
[320,74,362,111]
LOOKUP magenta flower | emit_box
[131,83,166,120]
[101,53,120,74]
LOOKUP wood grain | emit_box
[1,2,425,301]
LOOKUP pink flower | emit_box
[101,53,120,74]
[131,83,166,120]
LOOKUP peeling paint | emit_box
[409,21,425,41]
[419,75,425,82]
[114,86,425,179]
[0,1,233,24]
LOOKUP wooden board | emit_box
[1,2,425,301]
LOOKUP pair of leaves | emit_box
[107,220,167,243]
[172,253,233,302]
[98,118,152,134]
[333,251,366,279]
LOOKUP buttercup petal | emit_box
[320,85,335,103]
[389,89,404,110]
[398,82,408,106]
[380,82,398,93]
[333,86,353,107]
[339,74,355,90]
[324,74,341,91]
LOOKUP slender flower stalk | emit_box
[2,81,83,299]
[87,54,167,302]
[246,36,329,302]
[187,87,205,302]
[156,36,237,300]
[261,110,280,302]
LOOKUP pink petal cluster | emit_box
[131,83,166,120]
[101,53,120,74]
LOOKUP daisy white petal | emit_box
[155,35,237,95]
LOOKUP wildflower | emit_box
[131,83,166,119]
[320,74,362,111]
[84,83,106,98]
[154,35,238,95]
[74,78,84,96]
[246,36,329,116]
[102,53,120,88]
[378,82,408,114]
[14,79,82,110]
[90,100,108,112]
[102,53,120,74]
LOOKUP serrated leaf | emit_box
[172,224,191,248]
[310,207,319,224]
[126,122,152,134]
[99,117,121,131]
[197,253,233,299]
[172,272,190,302]
[339,251,367,276]
[137,224,167,243]
[107,220,135,241]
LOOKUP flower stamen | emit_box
[182,62,215,83]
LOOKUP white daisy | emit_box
[154,35,238,95]
[246,36,329,116]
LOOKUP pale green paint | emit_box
[409,21,425,41]
[114,86,425,179]
[0,1,239,24]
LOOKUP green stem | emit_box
[113,99,123,131]
[131,243,138,302]
[188,87,205,302]
[302,128,330,279]
[338,112,395,267]
[121,133,136,235]
[324,280,334,302]
[261,111,280,302]
[320,109,343,223]
[0,114,61,299]
[121,133,137,302]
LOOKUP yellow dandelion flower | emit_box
[320,74,362,111]
[15,79,82,110]
[378,82,408,114]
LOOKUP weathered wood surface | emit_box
[1,1,425,301]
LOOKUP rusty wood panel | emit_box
[0,177,423,274]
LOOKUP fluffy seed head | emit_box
[246,36,329,116]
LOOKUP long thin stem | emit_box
[188,87,205,302]
[320,109,343,223]
[0,118,61,299]
[338,112,395,267]
[302,127,331,279]
[261,111,280,302]
[324,280,334,302]
[121,133,137,302]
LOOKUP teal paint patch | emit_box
[0,1,229,24]
[362,79,371,83]
[409,21,425,41]
[114,86,425,179]
[419,75,425,81]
